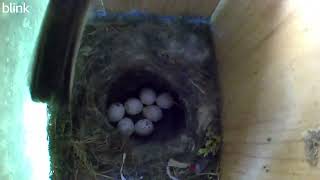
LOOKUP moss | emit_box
[198,127,221,157]
[47,100,73,180]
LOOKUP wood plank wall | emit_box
[92,0,219,16]
[211,0,320,179]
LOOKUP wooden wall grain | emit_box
[92,0,219,16]
[211,0,320,179]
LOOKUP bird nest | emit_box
[48,15,221,180]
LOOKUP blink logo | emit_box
[1,2,30,14]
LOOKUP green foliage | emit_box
[198,127,221,157]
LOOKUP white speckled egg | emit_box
[125,98,143,115]
[140,88,156,105]
[134,119,154,136]
[117,117,135,136]
[107,103,125,122]
[143,105,163,122]
[156,93,174,109]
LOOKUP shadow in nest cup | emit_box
[106,69,186,142]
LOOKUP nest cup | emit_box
[106,69,186,142]
[73,21,219,144]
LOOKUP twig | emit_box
[120,153,127,180]
[99,0,106,10]
[96,173,113,179]
[196,172,219,176]
[74,168,78,180]
[166,166,179,180]
[189,79,206,95]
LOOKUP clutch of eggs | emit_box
[107,89,174,137]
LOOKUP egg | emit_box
[140,88,156,105]
[107,103,125,122]
[156,93,174,109]
[117,117,135,136]
[143,105,163,122]
[125,98,143,115]
[134,119,154,136]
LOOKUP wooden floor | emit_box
[211,0,320,179]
